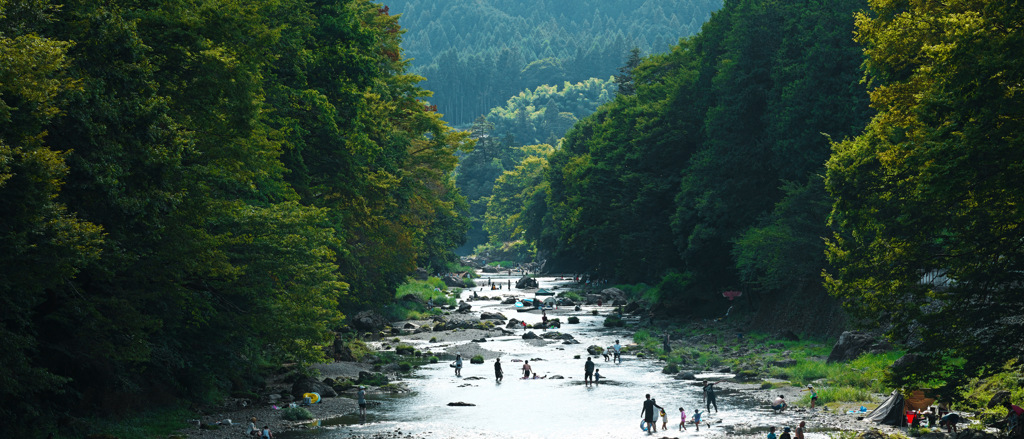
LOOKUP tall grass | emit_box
[797,386,872,405]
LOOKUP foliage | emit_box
[388,0,724,126]
[471,355,484,364]
[797,386,872,405]
[959,361,1024,420]
[347,339,372,363]
[533,0,871,307]
[603,316,625,327]
[824,0,1024,399]
[485,79,617,145]
[356,372,389,386]
[280,407,315,421]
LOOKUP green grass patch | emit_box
[797,386,872,405]
[559,291,583,301]
[280,407,314,421]
[383,278,457,320]
[347,339,372,361]
[960,360,1024,421]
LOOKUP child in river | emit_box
[693,409,702,431]
[661,406,668,430]
[679,407,687,431]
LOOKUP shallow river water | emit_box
[280,274,836,439]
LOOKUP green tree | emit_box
[1,3,104,429]
[825,0,1024,398]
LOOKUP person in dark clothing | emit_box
[584,357,595,385]
[641,394,664,434]
[494,357,503,382]
[702,380,722,413]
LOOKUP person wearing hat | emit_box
[781,426,793,439]
[247,417,258,436]
[357,386,367,417]
[803,385,818,408]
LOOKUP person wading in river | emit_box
[640,394,663,434]
[584,356,595,385]
[702,380,722,413]
[494,357,503,382]
[522,360,532,378]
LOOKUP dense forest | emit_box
[3,0,1022,434]
[386,0,723,126]
[0,0,469,434]
[487,0,1023,397]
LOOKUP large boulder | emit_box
[443,274,465,288]
[675,371,697,380]
[586,345,604,355]
[600,288,626,302]
[540,332,575,341]
[482,266,501,273]
[291,377,338,399]
[506,318,522,329]
[827,331,878,363]
[501,297,518,305]
[400,294,426,307]
[329,336,356,362]
[457,301,472,313]
[480,312,507,320]
[988,390,1012,408]
[522,331,541,340]
[515,276,539,289]
[352,310,389,332]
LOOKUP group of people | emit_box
[635,380,722,435]
[583,356,605,384]
[641,394,706,434]
[766,422,807,439]
[246,418,273,439]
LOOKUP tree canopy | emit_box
[0,0,469,434]
[824,0,1024,398]
[387,0,723,125]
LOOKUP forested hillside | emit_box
[0,0,468,434]
[387,0,723,125]
[490,0,873,318]
[486,0,1024,397]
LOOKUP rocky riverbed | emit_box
[174,277,999,439]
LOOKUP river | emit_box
[279,274,839,439]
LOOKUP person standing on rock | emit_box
[584,356,595,385]
[494,357,503,382]
[702,380,721,413]
[522,360,532,378]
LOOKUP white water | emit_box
[280,274,834,439]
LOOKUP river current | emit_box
[280,274,832,439]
